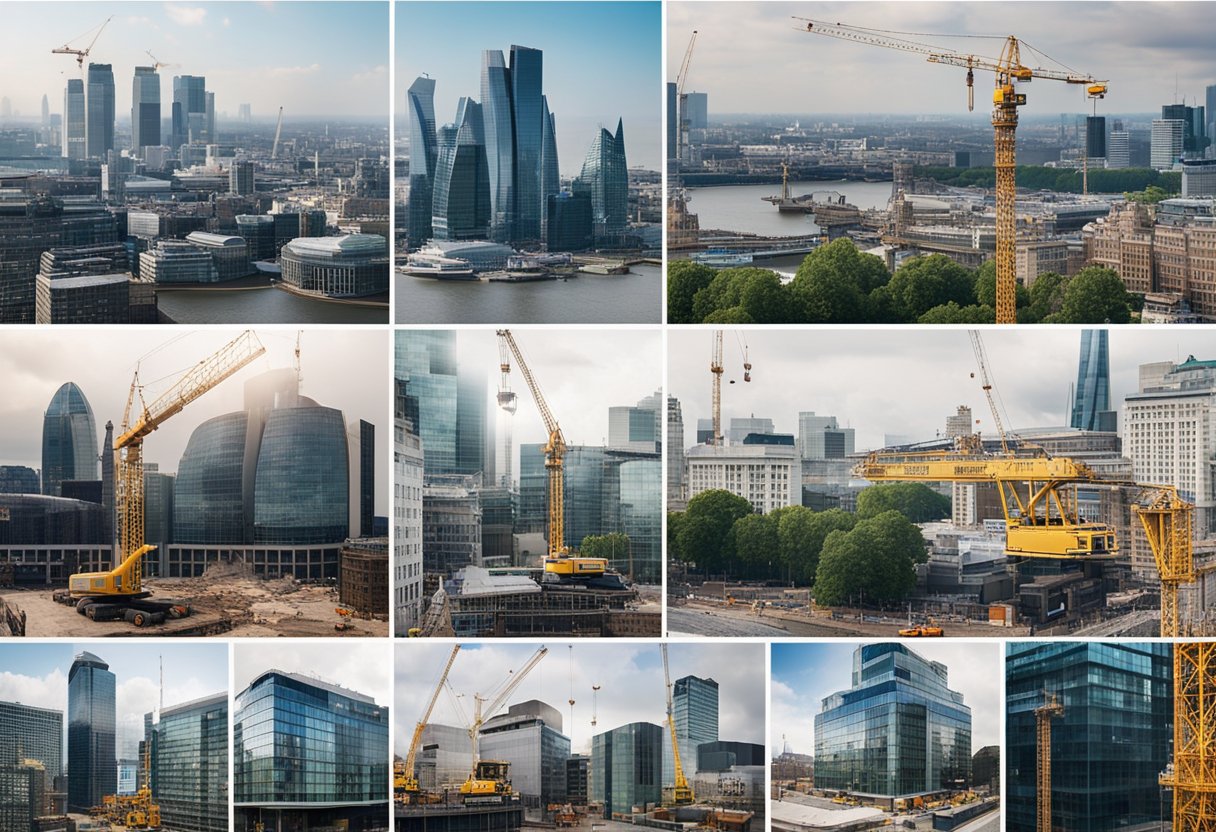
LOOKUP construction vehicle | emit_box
[397,645,460,804]
[898,620,944,638]
[797,18,1106,324]
[334,607,354,631]
[59,332,265,625]
[550,804,579,827]
[52,16,113,70]
[661,643,695,805]
[459,646,547,804]
[1035,692,1063,832]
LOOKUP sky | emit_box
[668,2,1216,117]
[669,327,1215,451]
[771,641,1001,756]
[234,641,392,709]
[397,2,662,174]
[0,328,390,514]
[0,2,388,120]
[394,641,765,757]
[0,642,228,760]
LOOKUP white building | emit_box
[797,412,855,460]
[1151,119,1185,170]
[394,403,425,636]
[685,442,799,514]
[1182,159,1216,197]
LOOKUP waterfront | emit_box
[395,263,661,323]
[686,179,897,236]
[156,285,389,324]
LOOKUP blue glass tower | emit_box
[174,412,249,544]
[591,722,663,819]
[172,75,207,148]
[576,119,628,240]
[480,51,515,244]
[407,76,438,249]
[540,96,559,241]
[41,381,98,497]
[395,330,457,475]
[253,407,350,544]
[432,98,490,241]
[131,66,160,151]
[663,675,718,785]
[68,651,116,813]
[85,63,115,158]
[510,45,544,244]
[1070,329,1114,432]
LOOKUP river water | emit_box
[687,179,898,237]
[395,263,662,324]
[156,286,389,324]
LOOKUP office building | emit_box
[591,722,663,818]
[663,676,718,786]
[1070,329,1115,432]
[0,759,50,831]
[1182,158,1216,197]
[131,66,160,151]
[172,75,208,148]
[395,381,425,635]
[0,466,39,494]
[85,63,115,158]
[407,76,438,248]
[62,79,86,159]
[685,442,798,514]
[540,96,559,241]
[432,98,490,241]
[144,463,175,557]
[545,191,593,252]
[815,644,971,798]
[36,273,130,324]
[797,412,855,460]
[1085,115,1105,161]
[566,755,589,806]
[666,82,678,163]
[1006,642,1171,832]
[0,700,62,784]
[279,234,389,298]
[667,397,685,503]
[41,381,98,497]
[510,45,545,244]
[727,417,774,446]
[696,741,764,772]
[609,401,660,454]
[153,693,228,832]
[140,240,220,284]
[1107,121,1130,169]
[229,160,254,196]
[684,92,708,130]
[481,50,516,244]
[1151,118,1184,170]
[479,700,571,808]
[234,671,388,829]
[67,651,116,813]
[184,231,253,281]
[575,119,628,240]
[414,724,473,791]
[423,476,482,574]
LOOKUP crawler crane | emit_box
[397,645,460,804]
[661,644,695,806]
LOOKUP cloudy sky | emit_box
[669,328,1214,451]
[397,2,662,174]
[0,328,389,513]
[394,641,765,756]
[0,642,228,760]
[771,641,1001,756]
[0,2,388,120]
[668,2,1215,116]
[234,641,392,708]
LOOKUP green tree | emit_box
[1124,184,1171,204]
[732,513,779,580]
[813,511,925,606]
[918,301,995,324]
[1047,266,1133,324]
[667,512,686,563]
[773,506,856,585]
[857,483,951,523]
[667,261,717,323]
[739,270,793,323]
[886,254,976,321]
[789,238,888,323]
[1024,271,1067,322]
[579,533,631,573]
[675,489,754,576]
[703,305,755,323]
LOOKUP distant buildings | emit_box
[62,78,85,159]
[431,98,489,241]
[685,441,799,514]
[67,651,116,813]
[172,75,211,149]
[1070,329,1115,432]
[41,381,98,497]
[797,412,855,461]
[131,66,161,152]
[1182,158,1216,197]
[1150,118,1184,170]
[591,722,663,818]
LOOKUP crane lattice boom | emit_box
[400,645,460,799]
[661,644,694,805]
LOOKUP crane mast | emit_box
[1035,691,1063,832]
[675,31,698,162]
[398,645,460,801]
[710,330,723,446]
[661,644,695,805]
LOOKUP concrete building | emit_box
[591,722,663,819]
[1015,239,1071,286]
[685,442,798,514]
[395,381,426,635]
[1151,118,1184,170]
[139,240,220,284]
[67,651,116,813]
[35,273,131,323]
[414,724,472,792]
[1182,158,1216,197]
[479,700,571,810]
[1107,122,1130,169]
[423,475,483,575]
[667,397,686,505]
[797,412,855,461]
[184,231,253,281]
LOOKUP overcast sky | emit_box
[669,328,1215,451]
[234,641,391,708]
[0,329,389,514]
[397,2,662,174]
[394,641,765,757]
[668,2,1216,116]
[0,642,228,761]
[0,2,388,120]
[771,641,1001,756]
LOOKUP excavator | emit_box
[396,645,460,804]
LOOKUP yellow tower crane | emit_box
[1165,642,1216,832]
[661,643,695,806]
[1034,691,1063,832]
[397,645,460,804]
[796,18,1107,324]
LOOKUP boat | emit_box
[690,249,754,268]
[400,252,477,280]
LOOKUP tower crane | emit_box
[661,643,695,805]
[144,51,178,72]
[710,331,724,446]
[397,645,460,804]
[591,684,601,727]
[968,332,1012,454]
[52,16,113,70]
[1034,691,1063,832]
[675,30,699,163]
[796,18,1107,324]
[66,332,266,622]
[461,646,548,802]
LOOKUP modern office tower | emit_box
[510,45,544,244]
[666,82,678,163]
[63,78,85,159]
[0,700,63,787]
[432,98,491,241]
[234,215,276,260]
[395,331,458,475]
[205,92,215,142]
[36,273,132,323]
[609,404,660,453]
[455,367,488,478]
[279,234,390,298]
[479,700,571,807]
[0,465,40,494]
[1163,103,1201,155]
[591,722,663,818]
[667,397,685,503]
[407,76,438,248]
[540,96,559,241]
[1208,85,1216,155]
[1182,158,1216,197]
[85,63,115,158]
[1151,118,1184,169]
[696,741,764,772]
[139,240,221,283]
[684,92,708,130]
[253,406,350,544]
[1107,120,1130,168]
[566,755,589,805]
[131,66,160,151]
[41,381,98,497]
[1085,114,1105,161]
[173,412,247,544]
[727,417,776,446]
[1070,329,1115,432]
[545,191,593,251]
[481,50,516,244]
[229,160,254,195]
[152,693,228,832]
[1006,643,1171,832]
[234,671,388,830]
[394,380,425,635]
[238,103,252,123]
[576,119,628,239]
[663,675,718,786]
[40,94,49,126]
[144,463,175,556]
[685,441,798,514]
[797,412,855,460]
[67,651,116,813]
[815,644,971,798]
[172,75,207,148]
[695,418,714,446]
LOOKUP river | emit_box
[686,179,898,237]
[156,285,389,324]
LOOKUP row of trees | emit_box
[669,483,948,606]
[669,239,1137,324]
[914,165,1181,195]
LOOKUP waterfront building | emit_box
[481,50,516,244]
[85,63,114,158]
[62,79,85,159]
[479,700,571,808]
[432,98,490,241]
[67,651,116,813]
[139,240,219,284]
[591,722,663,818]
[184,231,253,281]
[815,644,971,798]
[152,693,228,832]
[1070,330,1115,432]
[234,215,276,261]
[1151,118,1184,170]
[35,272,131,323]
[575,120,628,241]
[510,45,545,244]
[663,675,718,786]
[131,66,160,151]
[540,96,559,241]
[407,76,438,248]
[42,382,98,498]
[685,441,798,514]
[279,234,389,298]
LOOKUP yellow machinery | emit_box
[68,332,264,606]
[1035,692,1063,832]
[496,330,607,578]
[460,646,548,801]
[710,331,723,447]
[1164,642,1216,832]
[661,644,695,805]
[1133,486,1194,639]
[797,18,1106,324]
[397,645,460,803]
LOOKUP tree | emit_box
[857,483,951,524]
[580,533,631,573]
[703,305,755,323]
[1024,271,1067,322]
[774,506,856,585]
[885,254,976,321]
[918,301,995,324]
[689,267,786,323]
[1124,185,1172,204]
[667,261,717,323]
[667,512,686,563]
[739,269,792,323]
[813,511,925,606]
[1047,266,1133,324]
[732,513,779,580]
[789,238,887,323]
[675,489,754,575]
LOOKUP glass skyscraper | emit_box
[85,63,115,159]
[663,675,718,786]
[63,78,86,159]
[481,50,516,244]
[174,412,249,544]
[395,330,458,475]
[152,692,228,832]
[1070,329,1115,432]
[0,700,62,780]
[540,96,559,241]
[172,75,207,148]
[67,651,116,813]
[432,98,490,241]
[576,120,628,239]
[131,66,161,151]
[41,381,98,498]
[407,76,438,248]
[253,407,350,544]
[510,45,544,244]
[1006,642,1172,832]
[591,722,663,819]
[815,644,972,798]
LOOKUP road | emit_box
[667,607,793,637]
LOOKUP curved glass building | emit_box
[576,119,628,239]
[407,76,438,249]
[481,50,516,244]
[41,381,98,497]
[432,98,490,241]
[253,406,350,544]
[174,412,249,545]
[279,234,388,298]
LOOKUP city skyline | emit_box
[668,329,1216,452]
[669,2,1216,117]
[394,642,765,757]
[0,2,388,119]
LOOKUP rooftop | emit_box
[43,273,130,290]
[284,233,386,257]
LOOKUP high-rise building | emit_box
[481,50,516,244]
[172,75,207,148]
[152,692,228,832]
[510,45,544,244]
[665,82,678,163]
[1151,118,1184,169]
[663,675,718,786]
[685,442,798,514]
[667,396,685,504]
[609,401,660,453]
[479,700,571,807]
[131,66,160,151]
[432,98,490,242]
[1182,158,1216,197]
[40,94,49,127]
[85,63,115,158]
[1070,329,1115,432]
[727,416,774,446]
[41,381,98,497]
[684,92,708,130]
[815,644,971,797]
[1006,642,1171,832]
[62,78,85,159]
[1107,120,1130,169]
[67,651,116,813]
[1085,115,1105,161]
[540,95,559,241]
[229,160,254,195]
[0,700,63,783]
[797,412,855,460]
[407,76,438,248]
[455,367,488,477]
[395,331,458,475]
[591,722,663,818]
[575,119,628,240]
[394,381,425,636]
[1163,103,1204,156]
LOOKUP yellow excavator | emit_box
[397,645,460,804]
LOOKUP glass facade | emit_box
[63,78,86,159]
[407,76,438,248]
[131,66,160,150]
[617,458,661,583]
[41,381,98,497]
[174,412,248,545]
[1005,642,1172,832]
[510,45,544,244]
[254,406,350,545]
[172,75,207,149]
[67,651,116,813]
[815,644,972,798]
[1071,329,1113,431]
[432,98,490,242]
[234,671,388,807]
[481,50,516,244]
[154,692,228,832]
[663,676,718,785]
[540,96,559,242]
[394,330,458,475]
[591,722,662,819]
[575,119,628,239]
[279,234,389,298]
[479,701,571,808]
[85,63,114,158]
[0,700,62,778]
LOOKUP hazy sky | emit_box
[397,2,662,174]
[0,2,388,120]
[669,328,1215,451]
[771,641,1001,756]
[0,329,389,513]
[394,641,765,757]
[668,2,1216,116]
[0,642,228,761]
[234,641,392,708]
